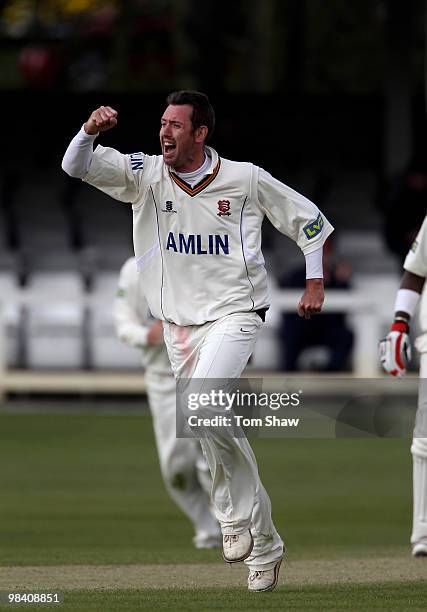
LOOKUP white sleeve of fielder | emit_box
[257,168,334,254]
[113,259,150,348]
[61,125,97,178]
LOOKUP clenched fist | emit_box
[297,278,324,319]
[84,106,118,135]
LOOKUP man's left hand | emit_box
[297,278,324,319]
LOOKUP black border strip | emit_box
[240,196,255,312]
[150,186,167,321]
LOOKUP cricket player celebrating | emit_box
[114,256,221,550]
[379,214,427,557]
[62,90,334,591]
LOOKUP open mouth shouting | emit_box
[162,140,176,161]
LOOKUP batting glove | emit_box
[379,320,411,377]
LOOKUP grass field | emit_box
[0,402,426,610]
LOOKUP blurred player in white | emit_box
[114,256,221,549]
[62,90,334,591]
[379,213,427,557]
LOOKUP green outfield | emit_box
[0,405,426,610]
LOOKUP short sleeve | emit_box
[257,167,334,254]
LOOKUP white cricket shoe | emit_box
[193,530,222,549]
[248,558,283,592]
[412,540,427,557]
[222,530,253,563]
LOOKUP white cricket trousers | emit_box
[144,370,220,544]
[163,311,284,571]
[411,352,427,544]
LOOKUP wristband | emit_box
[394,289,420,318]
[305,247,323,279]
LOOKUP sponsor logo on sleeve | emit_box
[116,288,126,297]
[303,213,324,240]
[129,152,145,172]
[411,239,418,253]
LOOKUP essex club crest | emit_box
[217,200,231,216]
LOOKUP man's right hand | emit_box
[84,106,118,135]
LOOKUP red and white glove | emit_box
[379,320,411,377]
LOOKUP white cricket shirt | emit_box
[85,145,334,325]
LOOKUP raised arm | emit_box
[61,106,118,178]
[84,105,118,135]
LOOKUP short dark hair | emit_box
[166,90,215,142]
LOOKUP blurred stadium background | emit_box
[1,3,427,609]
